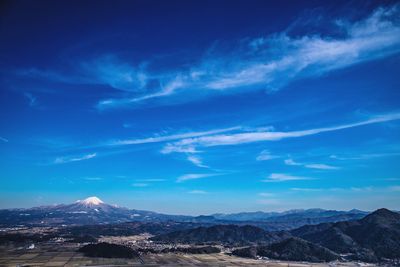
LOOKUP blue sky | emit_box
[0,0,400,215]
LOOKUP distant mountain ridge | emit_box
[212,208,367,222]
[0,196,368,228]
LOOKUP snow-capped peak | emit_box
[78,196,104,205]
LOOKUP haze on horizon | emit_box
[0,0,399,215]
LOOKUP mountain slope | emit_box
[233,237,339,262]
[291,208,400,261]
[151,224,290,245]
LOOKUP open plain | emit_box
[0,242,376,267]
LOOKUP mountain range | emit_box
[0,197,399,263]
[152,208,400,262]
[0,196,368,229]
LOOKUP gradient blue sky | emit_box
[1,0,400,215]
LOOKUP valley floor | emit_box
[0,243,376,267]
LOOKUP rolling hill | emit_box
[291,208,400,262]
[150,224,291,245]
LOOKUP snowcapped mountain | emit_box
[77,196,104,206]
[0,196,189,226]
[51,196,122,214]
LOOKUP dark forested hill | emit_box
[151,224,290,245]
[291,208,400,262]
[232,237,340,262]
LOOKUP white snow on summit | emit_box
[78,196,104,205]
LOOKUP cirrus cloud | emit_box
[162,113,400,153]
[263,173,312,182]
[54,153,97,164]
[176,173,221,183]
[17,5,400,109]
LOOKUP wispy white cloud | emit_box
[0,137,8,143]
[176,173,220,183]
[284,159,302,166]
[187,155,209,168]
[107,126,241,147]
[285,158,339,170]
[131,178,166,187]
[262,173,312,182]
[80,55,148,92]
[256,150,280,161]
[20,56,148,93]
[188,190,208,194]
[161,144,199,154]
[305,163,340,170]
[54,153,96,164]
[96,4,400,108]
[163,113,400,153]
[18,5,400,109]
[64,112,399,164]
